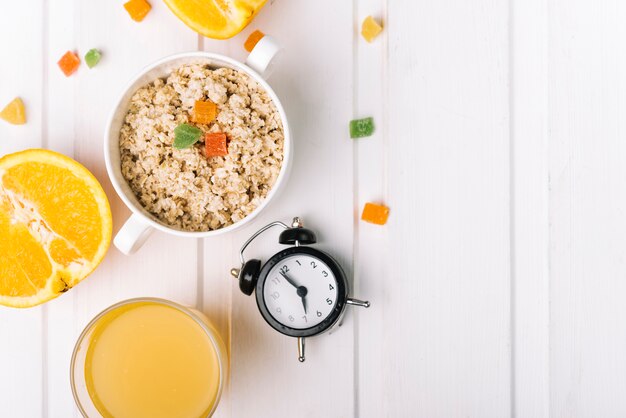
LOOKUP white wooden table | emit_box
[2,0,626,417]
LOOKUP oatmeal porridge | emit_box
[119,63,284,232]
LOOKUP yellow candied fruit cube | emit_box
[361,16,383,43]
[0,97,26,125]
[361,202,389,225]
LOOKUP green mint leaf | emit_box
[173,123,202,149]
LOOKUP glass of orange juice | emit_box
[71,298,228,418]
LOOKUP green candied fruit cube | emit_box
[349,117,375,138]
[84,48,102,69]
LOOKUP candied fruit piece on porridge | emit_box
[193,100,217,124]
[173,123,203,149]
[204,132,228,157]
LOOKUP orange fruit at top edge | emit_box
[0,149,112,308]
[163,0,268,39]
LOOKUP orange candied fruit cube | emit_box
[244,30,265,52]
[57,51,80,77]
[193,100,217,124]
[124,0,151,22]
[205,132,229,157]
[361,202,389,225]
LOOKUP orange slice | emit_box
[163,0,268,39]
[0,149,112,308]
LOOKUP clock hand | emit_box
[301,295,307,314]
[280,272,308,314]
[279,271,299,289]
[296,286,308,315]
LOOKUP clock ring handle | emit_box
[238,221,289,264]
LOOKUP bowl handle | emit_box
[114,213,154,255]
[245,35,283,79]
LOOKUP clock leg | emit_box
[298,337,305,362]
[347,298,371,308]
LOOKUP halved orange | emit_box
[163,0,267,39]
[0,149,112,308]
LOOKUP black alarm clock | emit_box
[230,217,370,362]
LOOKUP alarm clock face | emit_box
[256,247,348,336]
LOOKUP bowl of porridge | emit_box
[104,43,291,254]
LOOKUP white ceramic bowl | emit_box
[104,39,291,255]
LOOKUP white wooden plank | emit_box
[549,1,626,416]
[0,2,45,418]
[0,0,44,153]
[199,4,300,416]
[380,1,511,416]
[0,308,44,418]
[202,235,234,418]
[211,1,357,417]
[44,1,200,416]
[199,34,235,418]
[44,0,80,414]
[510,0,550,416]
[352,1,388,418]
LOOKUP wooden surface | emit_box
[2,0,626,417]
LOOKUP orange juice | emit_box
[80,300,224,418]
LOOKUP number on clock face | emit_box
[263,255,339,329]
